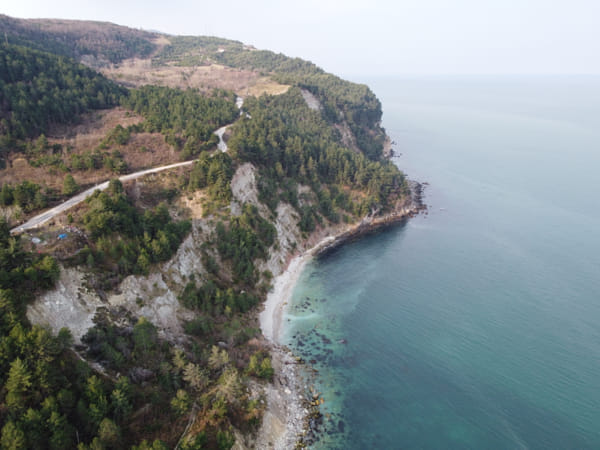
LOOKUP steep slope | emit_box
[0,14,156,66]
[0,15,419,449]
[0,44,124,141]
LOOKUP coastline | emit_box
[260,235,336,343]
[255,182,425,449]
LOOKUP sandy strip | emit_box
[260,254,308,343]
[260,235,336,344]
[255,236,337,449]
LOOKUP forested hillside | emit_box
[0,44,124,142]
[0,15,156,65]
[0,15,413,449]
[228,88,406,221]
[153,36,388,159]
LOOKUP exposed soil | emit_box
[103,60,289,97]
[0,107,178,191]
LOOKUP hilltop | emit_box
[0,15,417,449]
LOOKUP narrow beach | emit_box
[255,192,423,448]
[255,236,336,449]
[260,236,336,342]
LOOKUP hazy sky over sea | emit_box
[3,0,600,77]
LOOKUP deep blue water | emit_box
[282,76,600,449]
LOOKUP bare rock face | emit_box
[27,266,105,343]
[334,122,360,153]
[108,272,187,343]
[27,221,208,344]
[25,160,303,345]
[230,162,260,216]
[161,223,209,288]
[300,89,321,111]
[230,162,305,278]
[26,163,273,346]
[257,202,301,278]
[103,222,209,342]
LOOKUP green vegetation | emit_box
[0,44,124,145]
[0,219,117,449]
[99,124,131,148]
[215,204,276,286]
[179,279,260,316]
[70,147,129,174]
[15,129,129,176]
[0,14,156,64]
[214,43,386,157]
[188,152,234,205]
[0,16,413,448]
[0,213,263,449]
[155,36,386,159]
[62,174,79,196]
[152,36,240,67]
[229,88,407,216]
[223,46,388,158]
[80,179,191,277]
[0,180,49,213]
[289,72,386,159]
[218,48,320,76]
[246,351,274,380]
[82,313,263,448]
[122,85,238,159]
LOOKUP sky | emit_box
[3,0,600,77]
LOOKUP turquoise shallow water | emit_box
[282,76,600,449]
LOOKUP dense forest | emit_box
[79,179,191,278]
[0,219,104,449]
[228,88,407,217]
[0,43,124,170]
[0,15,412,449]
[0,15,156,65]
[122,86,238,159]
[0,217,264,449]
[0,44,124,139]
[152,36,387,159]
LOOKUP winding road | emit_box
[10,160,196,234]
[10,97,245,235]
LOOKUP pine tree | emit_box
[62,174,78,196]
[0,421,27,450]
[5,357,32,412]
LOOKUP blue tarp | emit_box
[58,233,68,239]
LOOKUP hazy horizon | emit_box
[3,0,600,79]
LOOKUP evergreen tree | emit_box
[5,358,32,413]
[62,174,79,196]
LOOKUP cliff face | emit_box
[27,163,422,353]
[3,18,419,445]
[22,125,421,450]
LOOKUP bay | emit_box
[282,75,600,449]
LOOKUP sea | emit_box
[281,75,600,449]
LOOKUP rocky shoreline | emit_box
[316,181,426,257]
[255,181,425,449]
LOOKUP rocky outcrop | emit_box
[230,162,263,216]
[26,222,212,344]
[333,121,361,153]
[316,184,425,256]
[300,89,321,111]
[27,267,105,343]
[26,156,424,449]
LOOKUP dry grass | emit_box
[51,107,143,140]
[102,59,289,97]
[0,107,179,190]
[152,35,172,50]
[177,190,206,220]
[244,77,290,97]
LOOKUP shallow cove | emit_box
[282,76,600,449]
